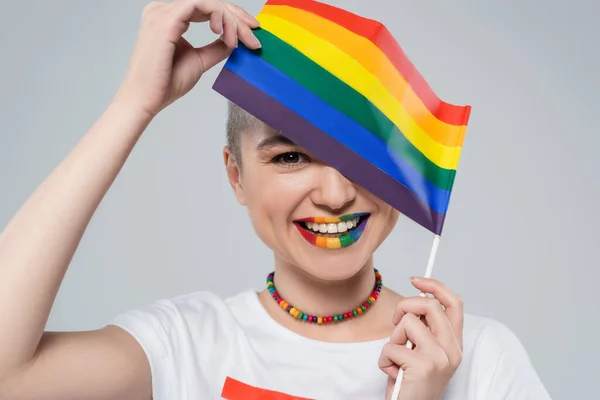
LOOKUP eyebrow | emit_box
[255,134,297,151]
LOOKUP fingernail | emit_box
[410,276,422,281]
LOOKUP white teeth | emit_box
[346,217,360,229]
[302,216,363,234]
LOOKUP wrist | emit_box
[100,98,155,143]
[110,90,157,125]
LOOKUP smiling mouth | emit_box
[294,213,370,249]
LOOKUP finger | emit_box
[220,4,238,48]
[195,38,232,71]
[392,296,460,357]
[391,296,449,337]
[410,277,464,341]
[173,0,224,34]
[378,341,423,379]
[390,313,439,351]
[224,2,260,28]
[403,313,453,371]
[236,19,261,49]
[385,376,396,400]
[394,306,463,370]
[208,4,223,34]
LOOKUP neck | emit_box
[271,257,377,317]
[258,256,401,343]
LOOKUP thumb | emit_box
[196,38,232,74]
[386,375,396,400]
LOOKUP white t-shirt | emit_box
[111,289,551,400]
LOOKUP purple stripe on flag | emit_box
[213,69,445,234]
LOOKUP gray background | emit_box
[0,0,597,398]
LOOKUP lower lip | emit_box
[294,217,369,249]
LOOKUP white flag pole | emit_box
[390,234,441,400]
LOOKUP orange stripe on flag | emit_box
[221,377,314,400]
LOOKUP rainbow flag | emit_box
[213,0,472,235]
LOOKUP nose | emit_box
[310,166,357,212]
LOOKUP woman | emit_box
[0,0,550,399]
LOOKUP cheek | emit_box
[381,208,400,235]
[244,171,311,221]
[370,199,400,235]
[243,172,314,252]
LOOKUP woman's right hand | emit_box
[114,0,261,119]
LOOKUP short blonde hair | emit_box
[225,101,263,167]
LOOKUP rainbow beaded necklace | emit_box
[266,269,383,324]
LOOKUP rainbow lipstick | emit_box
[294,213,370,249]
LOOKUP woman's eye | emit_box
[272,152,309,166]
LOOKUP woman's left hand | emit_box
[379,277,464,400]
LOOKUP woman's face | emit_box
[224,124,399,281]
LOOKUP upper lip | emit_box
[294,212,370,223]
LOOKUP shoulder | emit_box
[110,289,249,334]
[462,314,526,358]
[108,290,253,358]
[108,290,255,398]
[452,314,552,399]
[462,314,543,375]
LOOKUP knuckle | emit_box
[402,312,417,325]
[393,299,405,313]
[382,342,395,354]
[142,2,167,26]
[224,5,235,18]
[435,352,451,370]
[428,277,441,285]
[450,347,463,368]
[395,297,407,308]
[143,2,162,15]
[427,297,442,312]
[188,0,202,10]
[378,356,395,373]
[452,355,462,370]
[394,299,406,320]
[230,3,245,14]
[455,294,464,307]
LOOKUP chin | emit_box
[292,240,375,282]
[303,263,371,282]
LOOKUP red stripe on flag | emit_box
[221,377,314,400]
